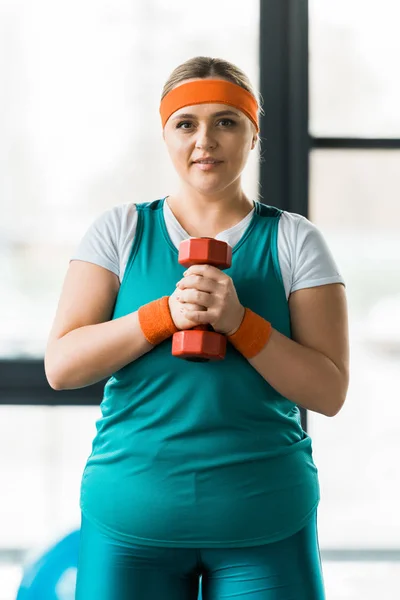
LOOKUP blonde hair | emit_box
[161,56,263,132]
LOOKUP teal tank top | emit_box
[80,197,320,548]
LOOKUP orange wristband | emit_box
[227,308,272,358]
[138,296,179,346]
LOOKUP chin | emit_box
[190,174,232,191]
[191,183,227,196]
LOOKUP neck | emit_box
[166,185,254,238]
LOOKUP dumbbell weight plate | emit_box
[172,329,227,362]
[178,237,232,270]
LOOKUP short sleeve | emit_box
[277,212,345,298]
[69,207,121,277]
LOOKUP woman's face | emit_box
[162,79,257,196]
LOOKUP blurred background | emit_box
[1,0,399,598]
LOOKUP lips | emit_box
[194,161,223,171]
[193,158,223,164]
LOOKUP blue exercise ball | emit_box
[17,529,203,599]
[16,530,80,600]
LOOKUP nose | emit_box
[195,126,217,150]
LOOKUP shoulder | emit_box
[279,210,340,260]
[70,202,138,278]
[279,210,309,239]
[77,201,136,232]
[277,211,345,297]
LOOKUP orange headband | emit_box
[159,79,259,133]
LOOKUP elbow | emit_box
[325,399,344,418]
[44,355,65,391]
[325,373,349,417]
[45,370,64,391]
[47,377,64,391]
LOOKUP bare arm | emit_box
[248,283,350,417]
[44,260,153,390]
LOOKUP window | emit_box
[309,0,400,137]
[309,2,400,597]
[309,150,400,550]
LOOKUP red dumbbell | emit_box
[172,237,232,362]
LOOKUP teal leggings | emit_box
[75,511,325,599]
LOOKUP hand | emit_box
[168,287,208,330]
[175,264,245,335]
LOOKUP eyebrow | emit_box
[172,110,241,120]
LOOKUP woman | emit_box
[45,56,349,599]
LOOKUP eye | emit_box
[175,119,236,130]
[218,119,236,127]
[176,121,193,130]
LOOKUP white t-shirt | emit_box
[70,198,345,299]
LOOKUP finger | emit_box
[178,274,218,293]
[184,264,225,282]
[177,289,212,307]
[179,302,207,313]
[182,307,209,323]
